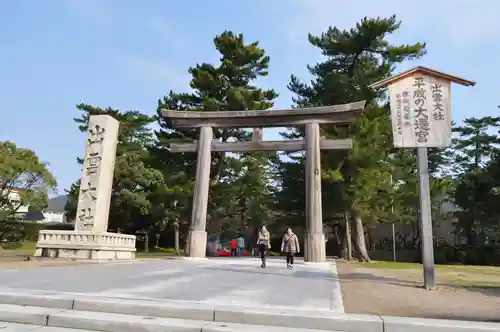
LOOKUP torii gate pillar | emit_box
[304,122,326,263]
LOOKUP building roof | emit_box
[23,207,45,221]
[369,66,476,89]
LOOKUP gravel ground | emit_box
[336,260,500,322]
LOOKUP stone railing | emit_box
[37,230,136,250]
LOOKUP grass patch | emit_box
[357,261,500,273]
[0,240,36,252]
[357,261,419,270]
[355,261,500,288]
[448,279,500,288]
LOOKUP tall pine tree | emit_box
[451,116,500,244]
[154,31,278,236]
[281,16,426,261]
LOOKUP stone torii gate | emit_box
[161,101,365,263]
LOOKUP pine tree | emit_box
[282,16,426,261]
[452,117,500,174]
[154,31,278,235]
[451,116,500,244]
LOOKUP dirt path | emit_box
[0,252,89,269]
[336,261,500,322]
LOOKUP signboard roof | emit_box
[369,66,476,89]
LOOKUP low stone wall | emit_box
[34,230,136,261]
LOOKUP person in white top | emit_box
[256,225,271,268]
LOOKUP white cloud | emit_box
[284,0,500,48]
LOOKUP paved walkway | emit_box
[0,257,344,312]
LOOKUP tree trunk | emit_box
[174,221,180,255]
[411,220,420,249]
[350,209,371,262]
[333,225,343,258]
[344,211,353,261]
[144,232,149,253]
[465,222,475,246]
[154,234,160,248]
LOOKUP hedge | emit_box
[0,221,75,242]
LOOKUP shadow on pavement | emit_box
[201,265,336,281]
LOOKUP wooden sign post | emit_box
[370,66,475,290]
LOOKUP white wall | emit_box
[41,211,65,224]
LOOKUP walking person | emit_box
[256,225,271,268]
[237,236,245,257]
[230,238,237,256]
[281,228,299,269]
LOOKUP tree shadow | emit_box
[201,265,337,281]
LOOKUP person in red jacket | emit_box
[230,238,237,256]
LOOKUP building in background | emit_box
[41,195,67,224]
[1,189,68,224]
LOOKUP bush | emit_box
[0,242,24,250]
[455,246,500,266]
[433,249,448,264]
[434,246,456,264]
[22,222,46,241]
[463,247,486,265]
[455,249,467,263]
[0,221,25,242]
[44,223,74,231]
[431,245,500,266]
[365,245,500,266]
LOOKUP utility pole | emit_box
[390,174,396,262]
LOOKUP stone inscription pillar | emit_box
[186,126,213,258]
[304,122,326,263]
[75,115,119,233]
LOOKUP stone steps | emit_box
[0,321,102,331]
[0,303,335,332]
[0,290,497,332]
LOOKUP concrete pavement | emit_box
[0,258,499,331]
[0,257,344,311]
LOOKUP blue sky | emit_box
[1,0,499,195]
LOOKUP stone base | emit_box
[34,230,136,261]
[185,229,207,258]
[304,232,326,263]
